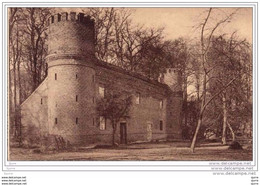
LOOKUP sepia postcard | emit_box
[1,2,258,185]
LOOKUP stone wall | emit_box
[95,62,182,144]
[21,79,48,138]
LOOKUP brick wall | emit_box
[48,13,94,57]
[21,79,48,138]
[47,59,96,145]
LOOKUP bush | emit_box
[228,141,243,150]
[24,124,41,148]
[21,124,75,152]
[32,149,42,153]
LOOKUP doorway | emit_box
[147,122,153,142]
[120,122,127,144]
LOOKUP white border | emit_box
[1,2,258,172]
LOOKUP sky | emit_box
[127,7,252,96]
[130,8,252,43]
[54,7,252,43]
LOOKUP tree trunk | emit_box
[9,68,13,136]
[222,92,227,145]
[182,75,188,128]
[13,62,17,138]
[191,71,207,153]
[227,122,235,141]
[190,115,202,153]
[18,59,22,146]
[8,8,17,136]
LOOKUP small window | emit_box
[41,98,43,105]
[58,14,61,22]
[160,120,163,131]
[160,100,163,109]
[55,118,58,124]
[99,116,106,130]
[136,93,140,104]
[99,86,105,98]
[51,16,54,23]
[55,73,57,80]
[76,74,78,79]
[76,95,78,102]
[76,117,78,124]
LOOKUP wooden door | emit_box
[120,122,127,144]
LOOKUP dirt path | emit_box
[8,141,252,161]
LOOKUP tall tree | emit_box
[9,8,19,137]
[22,8,50,90]
[85,8,166,78]
[96,84,132,146]
[207,35,252,144]
[190,8,239,152]
[8,8,50,142]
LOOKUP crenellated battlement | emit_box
[47,11,95,58]
[48,12,95,26]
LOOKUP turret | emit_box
[160,68,183,139]
[160,68,182,92]
[47,12,95,57]
[46,12,96,145]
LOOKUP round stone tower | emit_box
[161,68,183,139]
[46,12,96,145]
[160,68,182,92]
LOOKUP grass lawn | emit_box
[8,141,252,161]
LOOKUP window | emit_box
[99,116,106,130]
[41,98,43,105]
[160,100,163,109]
[58,14,61,22]
[160,120,163,130]
[76,74,78,79]
[55,118,58,124]
[76,117,78,124]
[99,86,105,98]
[76,95,78,102]
[136,93,140,104]
[55,73,57,80]
[51,16,54,23]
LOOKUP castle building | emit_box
[21,12,183,146]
